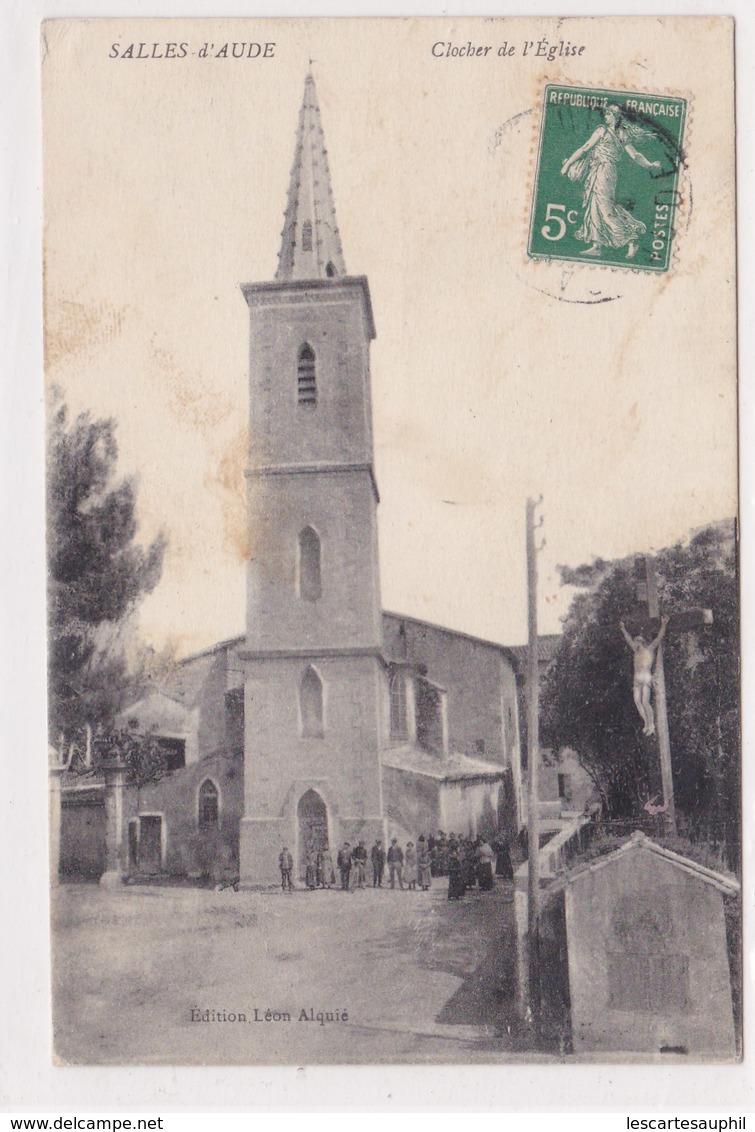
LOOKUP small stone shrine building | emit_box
[539,832,739,1058]
[62,75,531,887]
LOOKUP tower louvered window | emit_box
[297,344,317,407]
[301,220,313,251]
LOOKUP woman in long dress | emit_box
[316,847,335,889]
[560,104,661,260]
[416,835,432,891]
[462,840,478,890]
[493,836,514,881]
[447,849,466,901]
[476,840,495,891]
[404,842,418,890]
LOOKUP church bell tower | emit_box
[239,75,387,886]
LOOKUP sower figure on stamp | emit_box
[560,103,661,260]
[620,615,669,736]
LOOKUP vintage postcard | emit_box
[43,16,740,1066]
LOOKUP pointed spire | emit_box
[276,74,347,282]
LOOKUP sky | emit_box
[42,16,738,658]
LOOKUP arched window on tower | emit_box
[297,344,317,407]
[300,667,324,738]
[298,526,322,601]
[389,672,407,740]
[198,779,220,828]
[301,220,313,251]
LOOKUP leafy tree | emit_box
[47,395,166,745]
[92,722,168,787]
[541,520,739,866]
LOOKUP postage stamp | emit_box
[528,84,688,272]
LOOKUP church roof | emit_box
[276,73,346,282]
[128,636,245,711]
[382,744,505,784]
[382,610,523,669]
[115,689,195,731]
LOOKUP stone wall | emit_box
[240,654,385,886]
[381,765,440,842]
[440,777,500,840]
[382,614,521,773]
[246,471,382,655]
[122,751,244,880]
[539,748,595,813]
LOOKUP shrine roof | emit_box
[546,831,739,897]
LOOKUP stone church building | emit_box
[64,77,530,888]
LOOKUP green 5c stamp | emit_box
[528,84,687,272]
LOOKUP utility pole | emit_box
[526,495,544,1024]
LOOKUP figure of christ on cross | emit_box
[619,614,669,736]
[619,554,713,836]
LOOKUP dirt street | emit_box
[52,879,548,1064]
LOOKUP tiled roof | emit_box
[151,637,244,708]
[381,744,505,783]
[382,610,522,667]
[506,634,562,670]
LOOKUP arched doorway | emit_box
[297,789,329,878]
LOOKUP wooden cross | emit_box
[625,554,712,836]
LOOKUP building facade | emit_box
[63,76,533,887]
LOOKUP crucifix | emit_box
[620,554,712,837]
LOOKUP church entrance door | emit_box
[297,789,329,878]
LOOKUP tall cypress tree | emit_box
[47,396,166,744]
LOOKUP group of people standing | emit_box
[279,830,514,900]
[427,831,514,885]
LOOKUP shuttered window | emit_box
[198,779,220,827]
[297,344,317,407]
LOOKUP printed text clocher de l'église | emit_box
[431,39,586,60]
